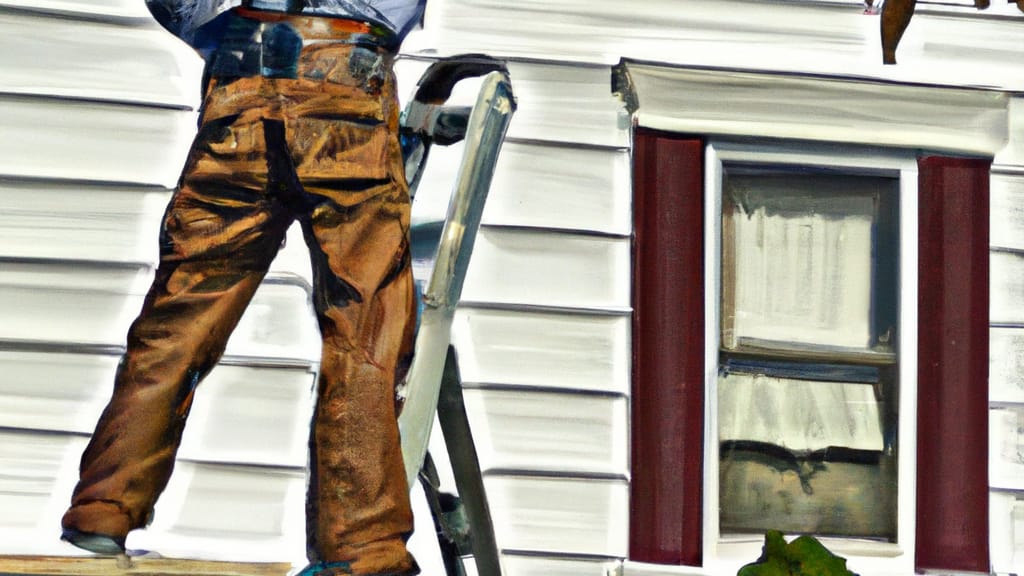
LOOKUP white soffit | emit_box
[615,61,1010,157]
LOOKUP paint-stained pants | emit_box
[62,36,417,576]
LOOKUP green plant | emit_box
[737,530,857,576]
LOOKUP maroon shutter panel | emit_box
[630,128,704,566]
[916,156,990,573]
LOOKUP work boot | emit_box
[60,528,126,555]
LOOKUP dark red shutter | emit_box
[630,128,704,566]
[916,156,991,573]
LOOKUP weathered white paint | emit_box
[0,263,319,362]
[451,308,631,395]
[0,11,201,107]
[992,173,1024,252]
[0,430,90,555]
[500,62,627,148]
[130,461,307,564]
[0,181,171,265]
[0,351,122,434]
[462,388,628,476]
[0,351,315,469]
[990,491,1023,574]
[0,0,152,18]
[461,228,631,310]
[409,141,631,235]
[990,408,1024,492]
[616,560,713,576]
[992,251,1024,325]
[0,179,315,285]
[992,328,1024,404]
[407,139,630,235]
[422,0,1024,91]
[176,366,316,468]
[483,476,629,557]
[484,143,632,235]
[0,97,195,188]
[503,555,613,576]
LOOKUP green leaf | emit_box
[736,531,857,576]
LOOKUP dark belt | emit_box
[208,9,394,80]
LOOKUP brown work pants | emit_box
[62,37,417,575]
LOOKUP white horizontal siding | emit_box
[0,427,309,562]
[992,173,1024,252]
[0,9,200,107]
[483,476,629,557]
[400,58,627,147]
[0,97,195,188]
[992,251,1024,325]
[990,408,1024,492]
[452,308,630,395]
[992,328,1024,404]
[0,351,121,434]
[502,555,614,576]
[0,0,153,19]
[399,52,635,566]
[422,56,634,565]
[410,141,631,235]
[167,366,317,468]
[0,351,315,470]
[132,461,307,564]
[0,430,89,555]
[461,228,630,310]
[991,491,1024,574]
[422,0,1024,91]
[484,143,631,235]
[0,262,319,362]
[0,180,171,264]
[502,61,626,147]
[462,388,628,477]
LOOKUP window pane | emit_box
[722,171,899,358]
[718,368,884,454]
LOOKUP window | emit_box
[717,166,900,542]
[704,144,916,573]
[629,128,991,574]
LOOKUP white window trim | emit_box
[701,140,920,576]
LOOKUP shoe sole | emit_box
[61,528,126,555]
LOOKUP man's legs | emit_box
[63,111,291,548]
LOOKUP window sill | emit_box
[613,560,709,576]
[0,555,292,576]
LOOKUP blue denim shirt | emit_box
[147,0,425,50]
